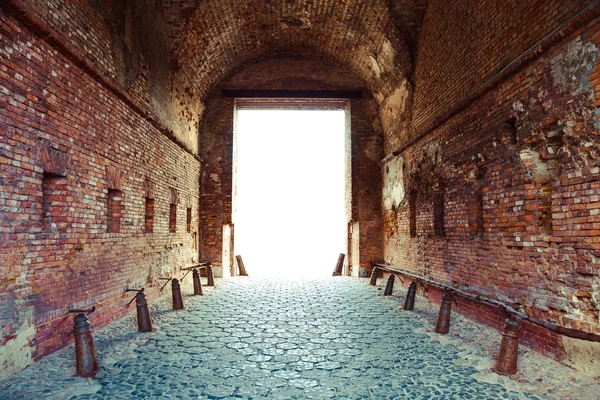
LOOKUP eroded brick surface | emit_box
[0,9,200,378]
[412,0,598,134]
[383,18,600,361]
[1,0,600,380]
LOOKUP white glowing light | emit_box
[234,109,346,278]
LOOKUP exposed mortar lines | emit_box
[1,0,203,164]
[380,0,600,166]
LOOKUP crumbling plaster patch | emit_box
[373,91,385,105]
[548,37,599,167]
[364,135,383,162]
[365,38,398,88]
[379,78,413,152]
[370,56,381,78]
[592,281,600,324]
[377,38,396,74]
[380,79,411,133]
[0,319,35,381]
[512,37,599,171]
[383,156,405,211]
[562,337,600,376]
[550,37,597,96]
[518,149,549,180]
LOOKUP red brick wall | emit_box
[172,1,411,114]
[2,0,198,152]
[384,14,600,358]
[577,11,600,128]
[8,0,116,78]
[0,9,200,376]
[412,0,597,136]
[351,99,384,275]
[199,97,235,268]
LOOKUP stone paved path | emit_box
[0,277,540,399]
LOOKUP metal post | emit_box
[126,288,152,332]
[384,274,395,296]
[236,255,248,276]
[434,293,452,334]
[172,278,184,310]
[192,268,203,295]
[332,253,345,276]
[70,311,100,377]
[135,290,152,332]
[369,267,379,286]
[403,282,417,311]
[493,317,521,375]
[206,264,215,287]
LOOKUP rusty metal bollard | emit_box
[384,274,395,296]
[403,282,417,311]
[206,264,215,287]
[126,288,152,332]
[135,290,152,332]
[332,253,345,276]
[172,278,184,310]
[236,255,249,276]
[369,267,379,286]
[435,293,453,334]
[192,268,203,295]
[69,307,101,378]
[493,317,521,375]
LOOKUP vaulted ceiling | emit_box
[162,0,429,100]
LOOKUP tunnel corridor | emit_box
[2,0,600,389]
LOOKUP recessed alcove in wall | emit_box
[107,189,123,233]
[169,204,177,233]
[233,103,347,277]
[42,172,68,232]
[144,198,155,233]
[186,207,192,233]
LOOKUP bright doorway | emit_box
[233,107,347,278]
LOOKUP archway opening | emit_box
[233,106,347,278]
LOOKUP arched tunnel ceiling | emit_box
[162,0,429,102]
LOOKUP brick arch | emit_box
[172,0,412,105]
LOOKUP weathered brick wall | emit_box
[173,0,411,101]
[199,96,234,274]
[351,98,384,276]
[383,5,600,368]
[411,0,597,139]
[200,57,383,276]
[170,0,414,162]
[9,0,117,78]
[0,10,200,378]
[222,57,364,91]
[2,0,198,152]
[5,0,599,377]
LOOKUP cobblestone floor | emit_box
[0,276,583,399]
